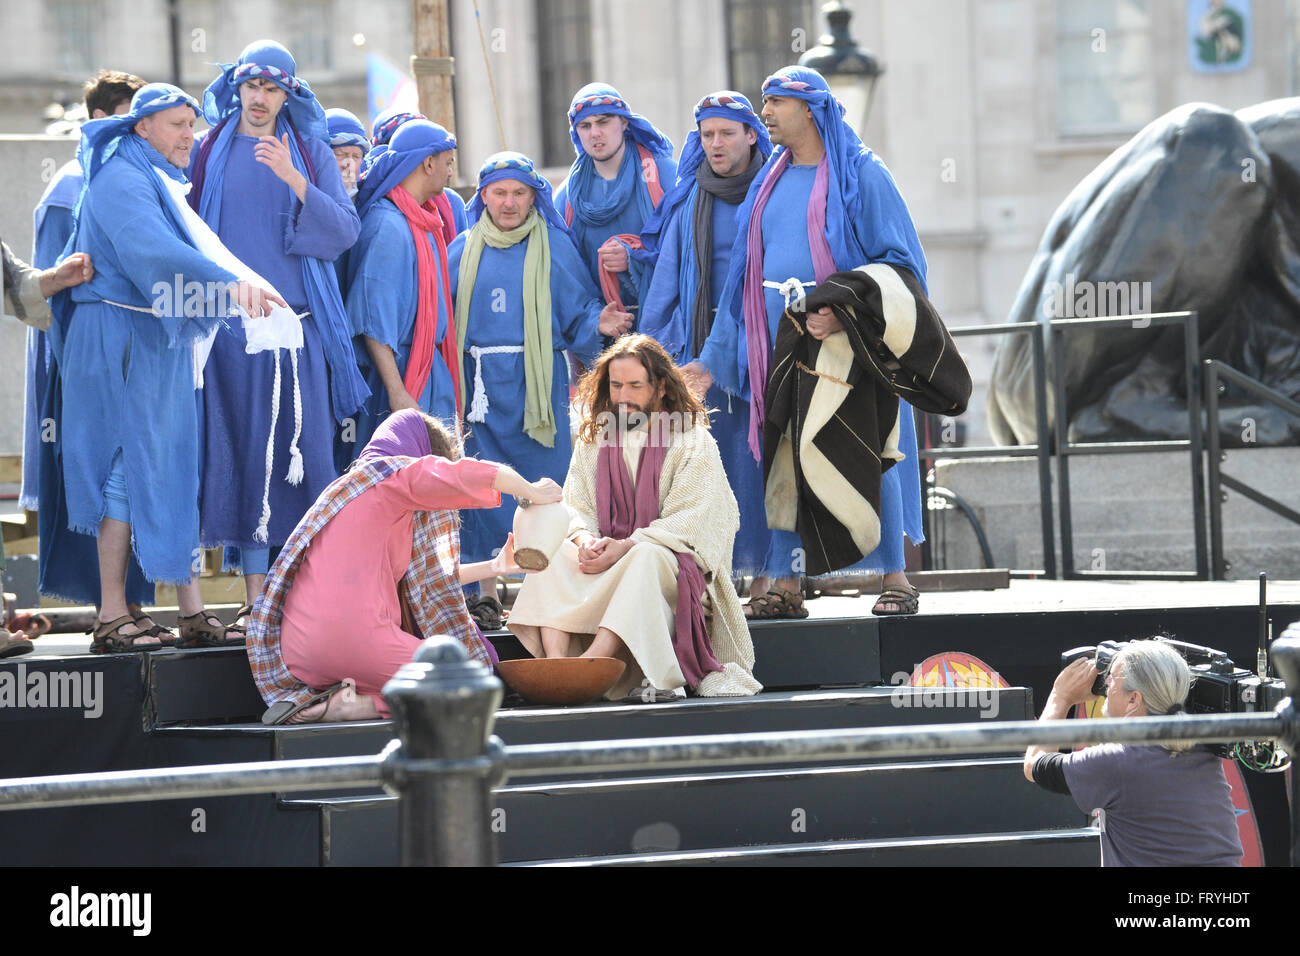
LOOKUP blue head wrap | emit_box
[641,90,772,248]
[566,83,674,157]
[78,83,200,186]
[355,119,457,218]
[326,108,370,152]
[757,65,865,223]
[466,151,567,231]
[371,107,426,147]
[202,39,326,141]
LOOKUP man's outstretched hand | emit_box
[39,252,94,298]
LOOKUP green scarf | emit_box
[454,207,555,447]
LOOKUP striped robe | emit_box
[763,264,971,575]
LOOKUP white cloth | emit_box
[508,423,761,699]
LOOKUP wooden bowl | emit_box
[497,657,626,706]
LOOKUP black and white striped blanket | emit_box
[762,264,971,575]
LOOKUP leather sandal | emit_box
[176,611,245,648]
[6,611,52,640]
[742,587,809,620]
[132,613,177,647]
[89,615,165,654]
[872,584,920,616]
[0,631,34,658]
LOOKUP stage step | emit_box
[139,617,882,729]
[292,756,1084,866]
[515,827,1101,867]
[158,686,1034,799]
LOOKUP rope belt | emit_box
[763,277,816,310]
[466,345,524,424]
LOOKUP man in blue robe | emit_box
[705,66,929,617]
[49,83,283,650]
[343,120,464,466]
[361,107,469,235]
[29,69,154,612]
[325,107,370,297]
[639,90,772,578]
[187,40,367,629]
[554,84,677,323]
[326,107,369,198]
[448,152,632,573]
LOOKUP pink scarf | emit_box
[594,430,721,688]
[388,185,462,410]
[741,151,835,460]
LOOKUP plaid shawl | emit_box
[246,455,492,708]
[763,264,971,575]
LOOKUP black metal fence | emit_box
[1205,359,1300,580]
[1,634,1297,867]
[918,311,1211,579]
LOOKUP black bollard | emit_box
[382,636,504,866]
[1271,627,1300,867]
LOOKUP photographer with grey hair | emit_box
[1024,639,1243,866]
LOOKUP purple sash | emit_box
[595,432,722,687]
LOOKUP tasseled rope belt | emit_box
[465,344,524,424]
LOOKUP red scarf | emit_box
[388,185,461,409]
[430,190,459,246]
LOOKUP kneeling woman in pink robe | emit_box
[246,410,560,723]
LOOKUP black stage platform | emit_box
[1,580,1295,866]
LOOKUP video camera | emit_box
[1060,636,1287,714]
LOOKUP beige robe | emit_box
[2,239,53,331]
[508,422,761,699]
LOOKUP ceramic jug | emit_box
[511,500,572,570]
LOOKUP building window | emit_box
[52,0,100,77]
[725,0,810,104]
[1056,0,1155,136]
[282,0,334,73]
[537,0,592,168]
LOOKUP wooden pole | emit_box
[412,0,456,130]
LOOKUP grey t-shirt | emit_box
[1061,743,1243,867]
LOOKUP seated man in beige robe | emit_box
[508,334,761,700]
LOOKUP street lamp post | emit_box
[798,1,884,137]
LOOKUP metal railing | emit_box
[1204,359,1300,580]
[1,633,1297,867]
[918,312,1206,579]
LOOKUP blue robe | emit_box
[24,161,79,509]
[447,224,605,564]
[334,187,466,301]
[343,196,459,467]
[31,160,155,604]
[50,152,238,588]
[701,158,929,577]
[188,131,361,555]
[554,144,677,321]
[639,187,769,574]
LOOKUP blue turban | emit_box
[371,108,426,147]
[202,39,326,141]
[565,82,673,157]
[355,119,457,217]
[326,108,371,152]
[77,82,200,186]
[757,65,866,222]
[466,151,567,231]
[641,90,772,247]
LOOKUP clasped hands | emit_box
[575,534,634,575]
